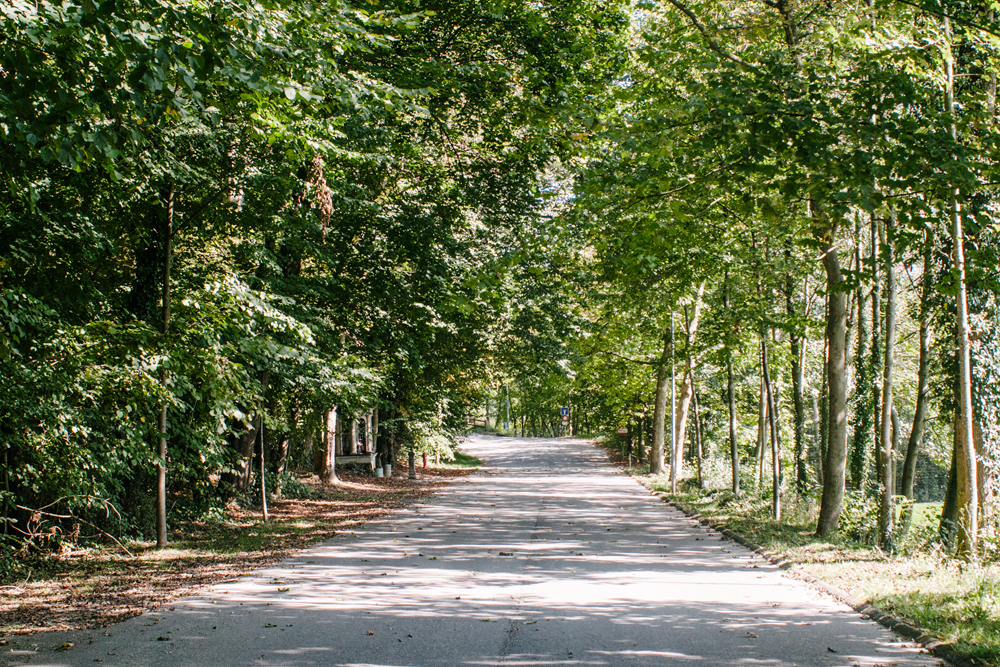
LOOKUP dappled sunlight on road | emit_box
[22,435,938,667]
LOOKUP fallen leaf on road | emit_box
[366,631,374,635]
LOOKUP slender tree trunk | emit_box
[724,275,741,495]
[762,336,782,520]
[727,359,740,496]
[756,374,767,489]
[259,419,268,522]
[813,391,823,486]
[693,386,704,489]
[671,284,706,492]
[156,183,175,549]
[870,214,883,497]
[902,235,933,501]
[944,18,978,559]
[878,216,897,550]
[815,210,850,537]
[786,261,807,494]
[790,331,807,494]
[851,215,872,491]
[323,407,338,484]
[650,333,670,475]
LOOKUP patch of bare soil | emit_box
[0,464,474,636]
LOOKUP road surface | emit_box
[17,435,941,666]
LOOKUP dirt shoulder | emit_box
[0,463,474,637]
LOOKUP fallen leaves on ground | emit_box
[0,464,474,636]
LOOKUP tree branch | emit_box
[663,0,759,70]
[892,0,1000,38]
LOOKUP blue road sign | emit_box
[560,407,569,416]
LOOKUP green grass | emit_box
[634,478,1000,666]
[438,451,483,469]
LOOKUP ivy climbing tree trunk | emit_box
[816,209,850,537]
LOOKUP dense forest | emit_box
[1,0,999,570]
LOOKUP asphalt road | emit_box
[19,435,941,667]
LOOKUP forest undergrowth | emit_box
[0,461,478,637]
[599,441,1000,667]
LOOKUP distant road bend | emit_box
[22,435,940,667]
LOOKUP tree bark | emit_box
[877,216,897,551]
[156,183,174,549]
[693,386,704,489]
[650,333,671,475]
[724,274,741,496]
[850,220,872,491]
[944,18,979,559]
[785,259,808,495]
[323,407,338,485]
[762,336,782,520]
[755,374,768,489]
[815,210,850,537]
[902,233,933,500]
[671,284,706,492]
[728,359,740,496]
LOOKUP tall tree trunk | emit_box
[650,333,671,475]
[815,209,850,537]
[156,183,174,549]
[785,259,808,494]
[323,407,338,484]
[756,374,768,489]
[789,327,807,494]
[693,386,704,489]
[728,358,740,496]
[850,215,872,491]
[258,419,268,522]
[762,336,782,520]
[877,216,897,551]
[725,274,741,496]
[671,284,706,492]
[870,214,883,497]
[944,18,979,559]
[813,391,824,487]
[902,233,934,501]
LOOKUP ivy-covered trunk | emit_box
[816,212,850,537]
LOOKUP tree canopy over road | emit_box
[2,0,999,579]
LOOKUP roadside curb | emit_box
[655,491,976,667]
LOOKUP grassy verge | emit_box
[0,458,479,636]
[598,443,1000,667]
[438,451,483,469]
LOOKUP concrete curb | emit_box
[657,494,981,667]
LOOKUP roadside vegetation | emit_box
[4,0,1000,654]
[599,443,1000,666]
